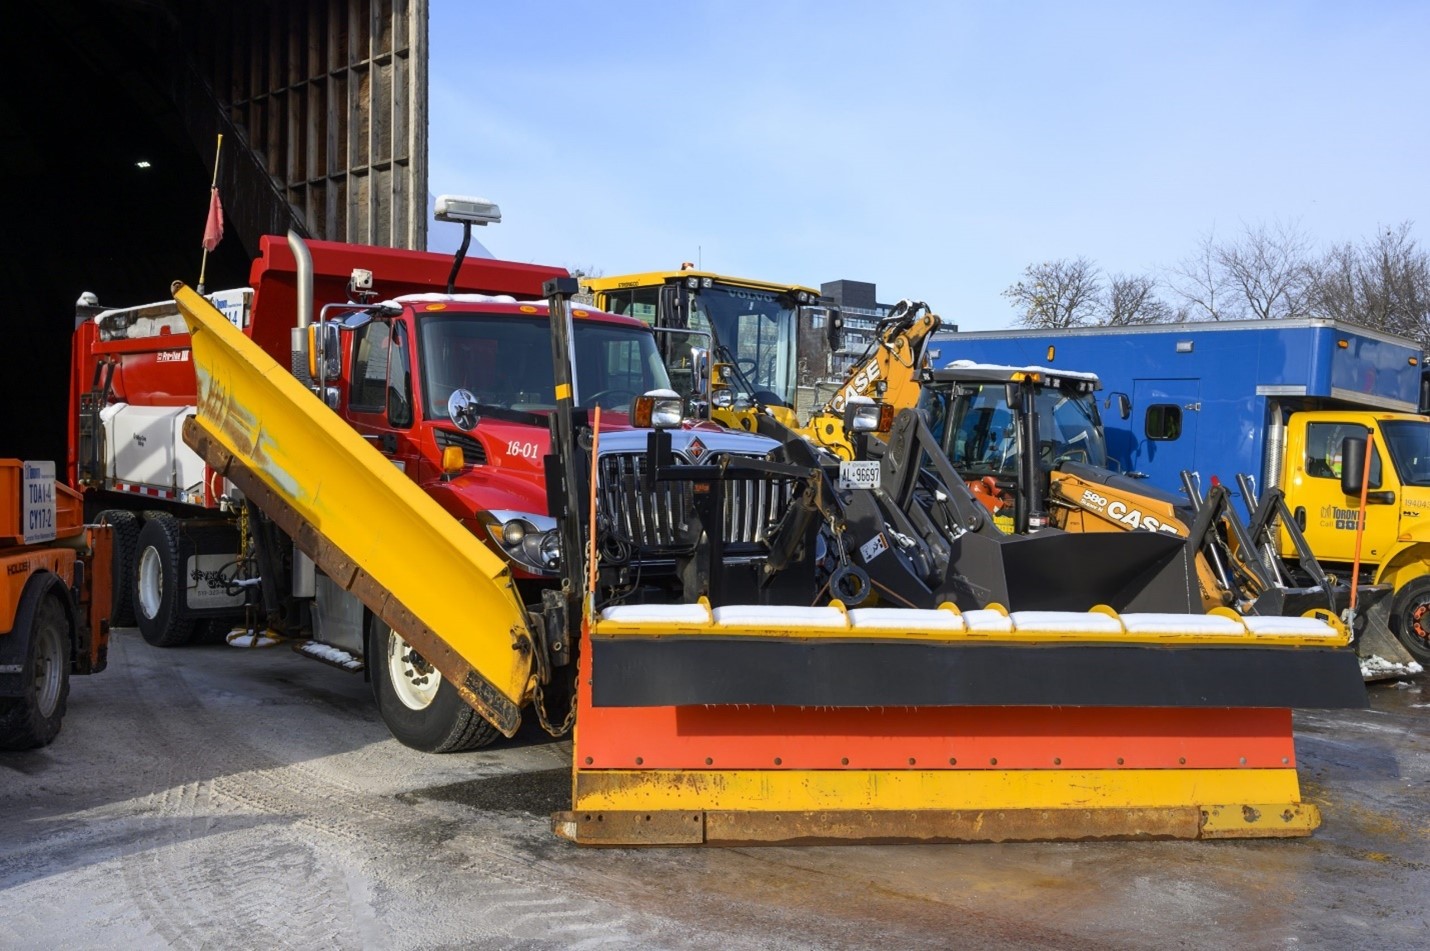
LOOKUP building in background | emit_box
[8,0,428,465]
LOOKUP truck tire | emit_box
[0,590,71,751]
[367,615,500,753]
[1389,577,1430,665]
[97,509,140,626]
[134,513,197,647]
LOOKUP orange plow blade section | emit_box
[555,602,1366,845]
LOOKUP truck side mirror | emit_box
[1339,436,1380,495]
[658,284,686,329]
[447,389,480,431]
[690,347,711,399]
[1108,392,1131,420]
[826,308,844,352]
[306,322,342,382]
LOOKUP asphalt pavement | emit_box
[1,629,1426,950]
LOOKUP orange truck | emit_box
[0,460,112,749]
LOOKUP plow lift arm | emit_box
[1229,472,1395,659]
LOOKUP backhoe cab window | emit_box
[601,287,659,324]
[419,313,670,419]
[938,383,1107,473]
[688,284,798,407]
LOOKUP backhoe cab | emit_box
[579,269,819,431]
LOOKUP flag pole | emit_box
[198,133,224,293]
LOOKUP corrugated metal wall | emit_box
[196,0,428,250]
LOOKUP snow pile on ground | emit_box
[297,641,364,670]
[1360,654,1424,681]
[226,629,283,648]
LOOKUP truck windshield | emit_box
[923,383,1108,473]
[688,283,798,407]
[1378,419,1430,487]
[419,312,670,419]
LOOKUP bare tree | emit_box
[1216,220,1316,320]
[1308,222,1430,347]
[1103,273,1176,325]
[1002,258,1102,329]
[1165,222,1317,321]
[1166,231,1235,321]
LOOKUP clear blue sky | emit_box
[428,1,1430,331]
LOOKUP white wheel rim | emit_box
[137,545,163,620]
[33,623,64,717]
[386,630,440,710]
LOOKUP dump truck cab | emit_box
[579,269,819,429]
[314,293,675,579]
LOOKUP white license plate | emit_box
[838,460,881,490]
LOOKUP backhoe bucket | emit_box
[555,601,1366,846]
[949,528,1199,614]
[1355,590,1419,667]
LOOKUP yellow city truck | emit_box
[579,268,820,430]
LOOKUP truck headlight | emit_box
[477,510,561,575]
[632,389,684,429]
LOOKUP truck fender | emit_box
[0,571,77,697]
[1371,542,1430,591]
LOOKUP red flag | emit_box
[203,186,224,252]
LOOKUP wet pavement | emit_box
[1,630,1426,949]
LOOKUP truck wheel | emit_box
[1390,577,1430,665]
[367,615,500,753]
[97,509,140,626]
[134,514,196,647]
[0,594,71,751]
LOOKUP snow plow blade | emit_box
[554,602,1366,845]
[172,283,536,736]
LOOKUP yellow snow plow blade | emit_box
[172,282,534,736]
[556,601,1366,845]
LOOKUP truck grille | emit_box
[434,428,487,466]
[597,452,791,551]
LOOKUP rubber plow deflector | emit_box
[554,602,1366,845]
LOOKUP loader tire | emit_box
[0,585,71,751]
[367,615,500,753]
[1389,577,1430,666]
[97,509,140,627]
[134,514,197,648]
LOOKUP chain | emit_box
[532,672,577,737]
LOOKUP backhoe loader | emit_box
[782,318,1394,655]
[912,363,1394,655]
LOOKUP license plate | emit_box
[839,460,881,490]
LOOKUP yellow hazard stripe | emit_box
[572,767,1304,812]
